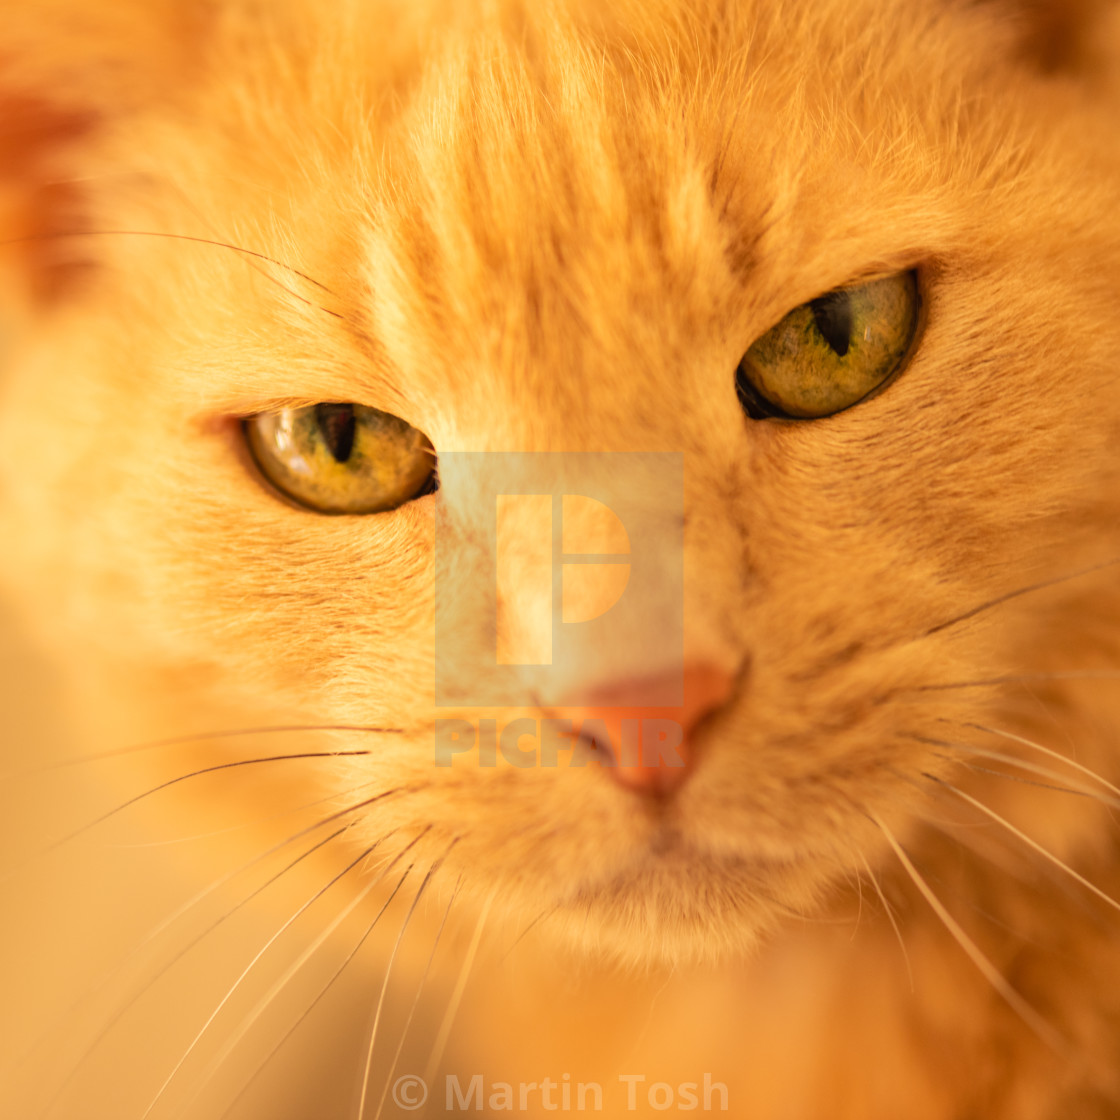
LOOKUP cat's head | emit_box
[1,0,1119,964]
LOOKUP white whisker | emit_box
[847,866,866,940]
[956,748,1120,809]
[857,851,914,992]
[871,812,1066,1055]
[926,775,1120,915]
[140,834,404,1120]
[216,854,436,1119]
[961,760,1107,802]
[910,732,1120,811]
[24,785,412,1116]
[970,723,1120,800]
[422,888,496,1087]
[373,877,460,1120]
[357,850,448,1120]
[174,839,426,1120]
[39,823,354,1119]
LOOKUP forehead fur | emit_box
[50,0,1106,430]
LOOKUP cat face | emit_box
[2,0,1119,965]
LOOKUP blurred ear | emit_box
[0,90,94,307]
[974,0,1120,75]
[0,2,212,310]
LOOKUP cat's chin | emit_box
[541,837,826,967]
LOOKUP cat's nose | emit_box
[557,663,735,797]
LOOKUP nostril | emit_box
[574,717,691,797]
[562,663,736,799]
[678,663,737,736]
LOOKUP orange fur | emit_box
[1,0,1120,1117]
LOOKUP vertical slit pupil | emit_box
[810,289,853,357]
[315,403,356,463]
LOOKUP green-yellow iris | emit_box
[245,403,435,514]
[737,271,920,419]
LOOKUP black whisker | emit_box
[2,724,407,782]
[499,904,561,964]
[905,732,1120,809]
[961,761,1104,800]
[1,228,345,319]
[910,670,1120,692]
[2,229,336,293]
[965,722,1120,799]
[922,556,1120,637]
[24,752,375,867]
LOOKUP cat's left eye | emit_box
[244,403,436,514]
[736,270,920,420]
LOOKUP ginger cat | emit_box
[2,0,1120,1117]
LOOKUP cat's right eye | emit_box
[736,270,920,420]
[244,404,436,514]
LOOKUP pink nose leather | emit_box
[557,663,735,797]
